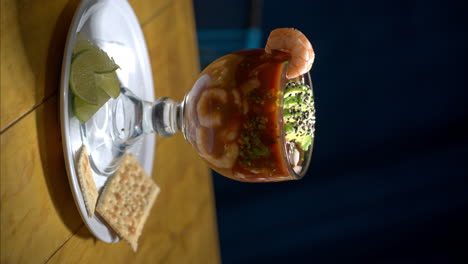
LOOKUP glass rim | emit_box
[280,69,315,180]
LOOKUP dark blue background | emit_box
[195,0,468,263]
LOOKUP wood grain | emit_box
[145,0,200,101]
[0,0,80,131]
[1,0,220,263]
[129,0,172,26]
[0,96,83,264]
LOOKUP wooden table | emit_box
[0,0,221,263]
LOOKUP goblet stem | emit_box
[89,87,184,175]
[150,97,185,138]
[113,87,184,143]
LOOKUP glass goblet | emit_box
[84,48,316,182]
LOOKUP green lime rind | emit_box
[70,50,110,104]
[71,49,88,64]
[84,47,119,73]
[70,32,120,121]
[74,32,92,54]
[72,82,110,123]
[70,37,120,103]
[94,66,120,74]
[72,96,92,123]
[95,71,121,98]
[73,32,120,73]
[72,95,108,123]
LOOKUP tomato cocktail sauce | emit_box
[186,49,294,182]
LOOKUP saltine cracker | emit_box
[76,145,98,217]
[96,154,159,251]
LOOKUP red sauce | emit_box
[184,49,294,182]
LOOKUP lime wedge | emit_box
[72,91,109,123]
[70,32,121,121]
[89,47,120,74]
[70,49,111,104]
[73,32,91,54]
[95,71,121,98]
[73,32,119,73]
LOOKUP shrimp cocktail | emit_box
[78,28,316,182]
[182,28,316,182]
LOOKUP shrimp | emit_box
[201,143,239,169]
[201,54,243,86]
[196,127,239,169]
[196,88,227,127]
[219,121,240,143]
[265,28,315,79]
[232,89,241,108]
[196,127,215,153]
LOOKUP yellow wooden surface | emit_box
[128,0,171,26]
[1,97,83,264]
[0,0,80,130]
[0,0,221,263]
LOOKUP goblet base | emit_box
[80,88,153,176]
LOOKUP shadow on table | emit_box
[17,0,91,239]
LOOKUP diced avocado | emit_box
[283,80,315,150]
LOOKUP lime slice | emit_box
[73,32,91,54]
[95,71,121,98]
[73,32,120,73]
[72,92,109,123]
[89,47,120,74]
[70,49,111,104]
[71,49,88,64]
[70,32,120,120]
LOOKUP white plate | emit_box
[60,0,155,243]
